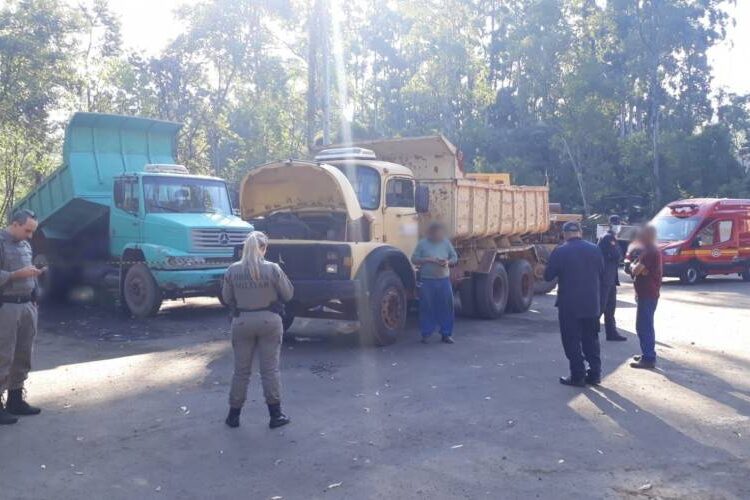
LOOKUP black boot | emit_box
[585,370,601,385]
[6,389,41,416]
[559,375,586,387]
[268,403,290,429]
[606,332,627,342]
[0,401,19,425]
[225,407,241,428]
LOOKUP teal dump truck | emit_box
[12,112,253,317]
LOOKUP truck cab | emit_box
[13,112,252,317]
[240,151,424,346]
[109,165,251,316]
[648,198,750,284]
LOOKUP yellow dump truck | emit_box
[239,136,549,345]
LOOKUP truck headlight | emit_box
[663,247,680,256]
[325,263,339,274]
[166,256,207,268]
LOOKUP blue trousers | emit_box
[419,278,454,337]
[636,297,658,362]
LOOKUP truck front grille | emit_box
[191,228,251,252]
[266,244,351,280]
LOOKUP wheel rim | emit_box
[127,274,147,307]
[521,273,531,297]
[380,287,403,330]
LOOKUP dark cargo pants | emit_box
[558,309,601,380]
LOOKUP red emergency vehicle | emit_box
[646,198,750,284]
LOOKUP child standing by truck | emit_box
[412,222,458,344]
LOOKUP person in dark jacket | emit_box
[598,215,627,341]
[544,221,605,387]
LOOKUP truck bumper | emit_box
[292,279,359,303]
[287,279,360,321]
[151,268,226,296]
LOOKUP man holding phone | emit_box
[412,222,458,344]
[0,209,45,425]
[629,225,662,369]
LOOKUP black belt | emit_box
[235,306,271,313]
[1,296,33,304]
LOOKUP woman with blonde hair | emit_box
[221,231,294,428]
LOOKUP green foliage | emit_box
[2,0,750,222]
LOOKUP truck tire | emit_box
[506,260,534,313]
[282,311,295,333]
[458,276,477,317]
[679,264,701,285]
[32,253,68,303]
[534,277,558,295]
[474,262,509,319]
[358,270,407,346]
[123,263,163,318]
[532,244,557,294]
[740,268,750,282]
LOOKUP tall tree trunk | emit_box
[650,68,661,210]
[560,134,589,216]
[306,0,320,150]
[321,0,331,145]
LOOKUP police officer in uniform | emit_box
[0,209,44,425]
[544,221,605,387]
[598,215,627,341]
[222,231,294,429]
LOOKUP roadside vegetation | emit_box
[2,0,749,219]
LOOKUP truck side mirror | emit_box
[691,237,701,248]
[415,184,430,213]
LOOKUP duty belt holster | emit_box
[233,301,286,318]
[0,296,33,304]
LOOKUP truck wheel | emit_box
[32,254,67,303]
[534,277,558,295]
[679,264,701,285]
[123,263,163,318]
[458,276,477,317]
[741,268,750,282]
[474,262,509,319]
[282,311,295,332]
[506,260,534,313]
[358,270,407,346]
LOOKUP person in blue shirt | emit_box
[544,221,605,386]
[598,215,626,341]
[412,222,459,344]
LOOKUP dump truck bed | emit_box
[350,135,549,240]
[13,113,181,239]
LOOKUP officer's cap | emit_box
[562,221,582,233]
[608,214,621,225]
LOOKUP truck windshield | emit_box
[651,216,700,242]
[143,177,232,214]
[334,165,381,210]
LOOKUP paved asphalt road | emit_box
[1,273,749,500]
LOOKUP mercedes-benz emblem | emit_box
[218,232,230,245]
